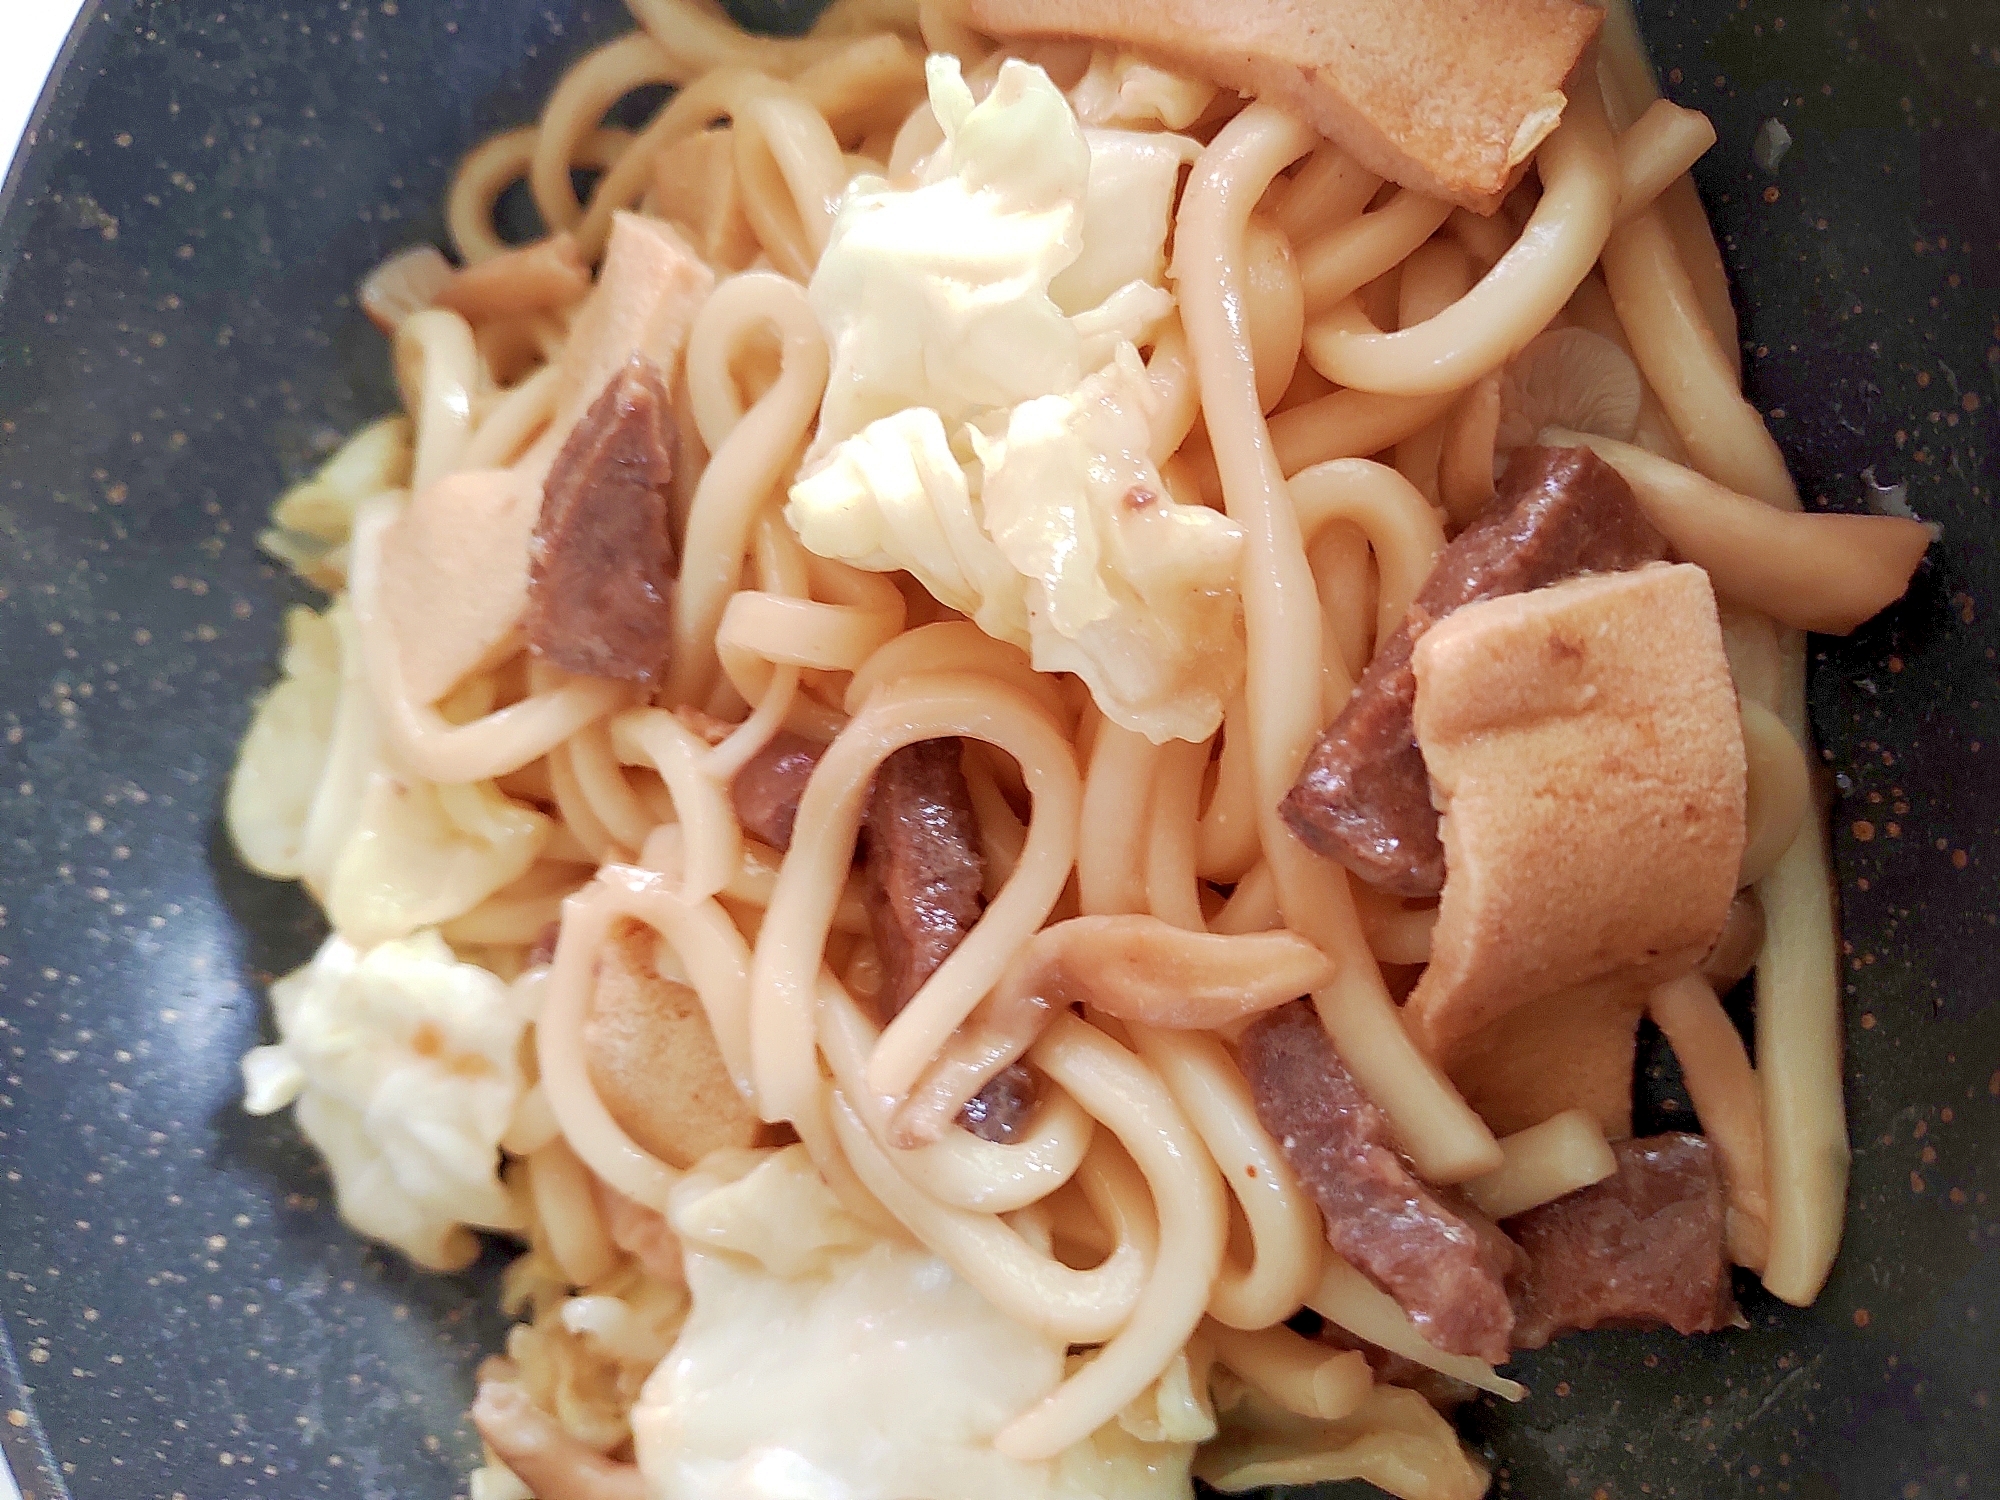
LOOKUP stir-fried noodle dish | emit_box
[225,0,1934,1494]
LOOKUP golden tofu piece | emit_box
[543,212,714,457]
[651,128,760,273]
[585,920,774,1170]
[377,467,541,705]
[1446,977,1647,1140]
[962,0,1601,212]
[1407,563,1745,1057]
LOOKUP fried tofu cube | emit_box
[543,212,714,459]
[651,127,760,273]
[1406,563,1746,1057]
[961,0,1602,212]
[377,467,542,705]
[584,920,775,1170]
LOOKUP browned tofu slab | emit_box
[585,920,776,1169]
[1406,564,1745,1056]
[963,0,1602,211]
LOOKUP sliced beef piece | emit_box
[955,1060,1037,1145]
[862,738,1035,1145]
[729,731,826,851]
[525,357,678,684]
[1241,1000,1522,1362]
[1507,1132,1738,1350]
[864,739,990,1017]
[1281,444,1668,897]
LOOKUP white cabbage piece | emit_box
[227,604,342,880]
[1052,1419,1199,1500]
[786,406,1028,647]
[470,1253,693,1500]
[1054,130,1199,317]
[229,596,394,903]
[1070,275,1177,373]
[225,584,551,944]
[793,344,1244,742]
[325,774,551,950]
[807,55,1086,456]
[1115,1348,1217,1445]
[259,417,413,588]
[806,55,1176,460]
[1070,49,1218,131]
[792,54,1230,741]
[976,344,1246,743]
[294,598,381,901]
[630,1144,1197,1499]
[1196,1380,1489,1500]
[500,1251,692,1456]
[240,930,529,1270]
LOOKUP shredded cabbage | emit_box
[325,774,550,949]
[1197,1382,1489,1500]
[788,406,1027,646]
[1069,50,1217,131]
[1055,130,1199,317]
[976,345,1245,743]
[792,55,1235,741]
[806,56,1096,457]
[631,1144,1197,1499]
[227,604,342,880]
[505,1257,691,1455]
[241,930,529,1270]
[259,417,413,588]
[226,593,551,946]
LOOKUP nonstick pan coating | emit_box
[0,2,1994,1496]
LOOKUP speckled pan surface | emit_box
[0,1,1993,1497]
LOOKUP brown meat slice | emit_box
[954,1060,1038,1145]
[864,739,990,1018]
[863,739,1036,1145]
[1241,1001,1522,1363]
[1507,1132,1739,1350]
[1281,445,1667,896]
[525,357,678,684]
[729,731,827,851]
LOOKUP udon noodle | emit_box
[228,1,1924,1495]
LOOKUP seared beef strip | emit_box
[862,738,1035,1144]
[729,731,826,851]
[525,358,678,683]
[1242,1000,1522,1362]
[1281,445,1667,896]
[1507,1132,1739,1349]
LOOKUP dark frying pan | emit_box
[1,2,1994,1497]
